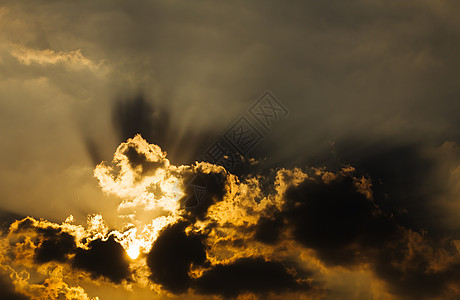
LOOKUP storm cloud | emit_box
[2,0,460,299]
[146,222,206,293]
[73,235,131,284]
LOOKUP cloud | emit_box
[1,0,460,298]
[94,134,182,212]
[373,236,460,300]
[282,174,401,266]
[179,171,226,220]
[333,139,460,239]
[9,44,103,72]
[0,223,98,300]
[253,213,284,244]
[3,135,460,299]
[4,0,460,242]
[146,222,206,293]
[34,228,76,264]
[81,133,460,297]
[0,209,25,234]
[1,216,129,298]
[242,169,460,299]
[0,270,30,300]
[92,134,225,261]
[193,257,313,298]
[9,218,77,264]
[73,235,131,284]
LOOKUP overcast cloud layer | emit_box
[1,1,460,299]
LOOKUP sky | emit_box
[1,1,460,299]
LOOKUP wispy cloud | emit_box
[9,44,105,73]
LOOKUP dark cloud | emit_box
[249,170,460,299]
[254,213,284,244]
[282,175,400,266]
[34,227,76,263]
[73,235,131,283]
[333,140,459,239]
[180,172,226,220]
[374,239,460,300]
[147,222,206,293]
[193,257,313,298]
[337,142,434,224]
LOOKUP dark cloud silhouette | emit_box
[147,222,206,293]
[373,239,460,300]
[73,235,131,283]
[180,172,226,220]
[193,257,313,298]
[330,139,460,241]
[334,141,436,231]
[254,213,284,244]
[284,175,401,266]
[34,227,76,263]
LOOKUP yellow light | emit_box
[126,244,140,259]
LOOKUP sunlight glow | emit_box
[126,243,140,259]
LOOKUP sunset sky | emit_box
[2,1,460,299]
